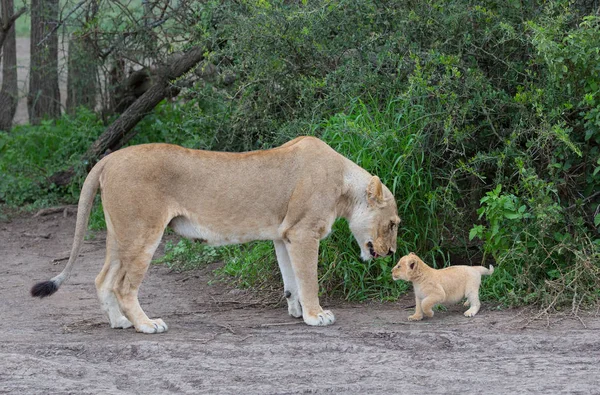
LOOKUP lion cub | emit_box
[391,252,494,320]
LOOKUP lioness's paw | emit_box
[287,299,303,318]
[463,300,471,307]
[408,314,423,321]
[303,310,335,326]
[111,316,133,329]
[136,318,168,334]
[464,310,478,317]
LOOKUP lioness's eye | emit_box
[390,221,396,230]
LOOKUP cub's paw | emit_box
[464,310,478,318]
[303,310,335,326]
[136,318,168,334]
[408,314,423,321]
[111,316,133,329]
[463,300,471,307]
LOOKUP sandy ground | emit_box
[1,212,599,394]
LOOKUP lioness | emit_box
[31,136,399,333]
[391,252,494,320]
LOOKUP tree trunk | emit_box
[49,46,205,187]
[28,0,60,124]
[0,0,24,52]
[66,32,98,113]
[0,0,19,131]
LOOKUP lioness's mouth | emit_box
[367,242,379,258]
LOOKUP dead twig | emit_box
[33,205,77,217]
[22,232,51,239]
[214,323,235,334]
[51,252,87,264]
[259,321,303,327]
[194,333,218,344]
[517,293,561,329]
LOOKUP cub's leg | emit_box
[274,240,302,318]
[95,232,132,329]
[284,230,334,326]
[111,232,168,334]
[463,291,481,317]
[408,296,423,321]
[420,294,444,319]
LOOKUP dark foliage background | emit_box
[1,0,599,307]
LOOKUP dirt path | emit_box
[1,213,599,394]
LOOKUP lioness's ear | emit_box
[366,176,384,206]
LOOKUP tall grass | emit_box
[199,96,447,301]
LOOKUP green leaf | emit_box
[504,212,521,220]
[469,225,483,241]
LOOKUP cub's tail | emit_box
[475,265,494,276]
[31,157,108,298]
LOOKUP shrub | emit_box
[2,0,599,309]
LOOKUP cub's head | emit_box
[391,252,422,281]
[349,176,400,261]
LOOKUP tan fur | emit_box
[38,136,399,333]
[391,253,493,320]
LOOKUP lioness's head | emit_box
[349,176,400,261]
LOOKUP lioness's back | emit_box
[97,137,348,234]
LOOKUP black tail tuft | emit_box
[31,281,58,298]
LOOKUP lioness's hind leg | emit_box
[111,234,168,334]
[274,240,302,318]
[95,234,132,329]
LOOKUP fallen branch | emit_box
[49,46,205,187]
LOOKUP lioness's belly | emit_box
[169,215,280,245]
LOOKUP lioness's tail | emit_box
[475,265,494,276]
[31,158,108,298]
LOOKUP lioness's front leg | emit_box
[274,240,302,318]
[284,232,335,326]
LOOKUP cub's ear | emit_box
[366,176,384,206]
[409,260,417,270]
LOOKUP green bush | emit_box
[0,109,104,206]
[2,0,599,308]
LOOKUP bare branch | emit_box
[36,0,87,47]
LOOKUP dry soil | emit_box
[1,212,599,394]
